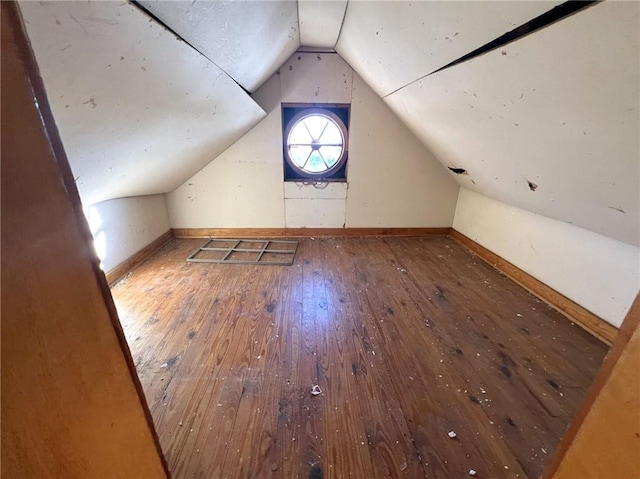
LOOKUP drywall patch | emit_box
[284,181,347,200]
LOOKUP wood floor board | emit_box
[111,237,608,479]
[319,239,422,478]
[449,230,617,345]
[346,238,529,477]
[375,239,595,448]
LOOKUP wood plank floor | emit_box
[111,237,608,479]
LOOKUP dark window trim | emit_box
[282,104,350,182]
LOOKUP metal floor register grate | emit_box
[187,239,299,265]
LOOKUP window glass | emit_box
[283,108,349,180]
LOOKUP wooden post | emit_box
[1,3,168,477]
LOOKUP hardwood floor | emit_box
[111,237,608,479]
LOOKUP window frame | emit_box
[282,103,350,182]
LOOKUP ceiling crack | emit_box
[382,0,599,99]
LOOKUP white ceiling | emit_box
[19,1,640,246]
[385,1,639,246]
[20,1,265,206]
[335,1,563,97]
[298,0,347,48]
[138,0,300,92]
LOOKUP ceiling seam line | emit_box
[332,0,350,50]
[130,1,250,94]
[382,0,599,99]
[296,0,302,48]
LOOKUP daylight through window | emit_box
[283,108,348,180]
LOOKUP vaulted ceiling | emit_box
[19,1,639,246]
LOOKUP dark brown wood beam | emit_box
[172,227,451,238]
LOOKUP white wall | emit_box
[453,188,640,327]
[280,53,353,227]
[86,195,171,273]
[346,74,458,227]
[166,73,286,228]
[167,52,459,229]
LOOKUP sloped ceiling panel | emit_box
[298,0,347,48]
[138,0,299,92]
[19,1,265,206]
[336,1,562,97]
[385,1,639,246]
